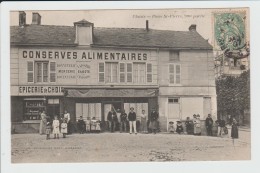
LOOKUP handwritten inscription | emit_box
[133,14,205,19]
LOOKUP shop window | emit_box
[147,63,152,83]
[133,63,145,83]
[124,102,148,121]
[98,62,105,82]
[169,64,181,84]
[169,51,180,61]
[105,62,118,83]
[35,61,49,83]
[76,103,101,121]
[27,61,34,82]
[24,99,46,120]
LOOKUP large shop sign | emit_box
[18,86,64,96]
[21,49,149,61]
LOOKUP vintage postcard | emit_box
[3,2,260,173]
[8,7,250,163]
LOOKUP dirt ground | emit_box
[11,131,250,163]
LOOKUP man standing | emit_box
[128,107,137,135]
[112,110,118,132]
[120,109,127,133]
[205,114,214,136]
[77,116,85,134]
[107,111,113,132]
[64,110,71,134]
[219,117,226,137]
[149,108,159,134]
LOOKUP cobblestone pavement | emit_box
[11,130,250,163]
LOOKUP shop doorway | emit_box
[103,102,122,121]
[47,99,60,120]
[168,98,180,124]
[103,101,122,131]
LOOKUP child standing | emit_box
[176,121,184,134]
[168,121,175,133]
[61,119,68,138]
[52,116,60,139]
[46,121,52,140]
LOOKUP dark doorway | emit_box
[47,104,60,120]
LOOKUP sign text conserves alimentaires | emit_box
[22,50,148,61]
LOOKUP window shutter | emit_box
[50,62,56,82]
[99,63,105,82]
[27,61,34,83]
[176,64,181,84]
[119,63,125,83]
[147,63,152,83]
[169,64,174,84]
[126,63,132,83]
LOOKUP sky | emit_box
[10,9,214,45]
[10,8,249,51]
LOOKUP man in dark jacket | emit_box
[149,108,159,134]
[107,111,113,132]
[128,107,137,134]
[205,114,214,136]
[218,117,226,136]
[112,110,118,132]
[120,110,128,133]
[185,117,193,135]
[77,116,86,134]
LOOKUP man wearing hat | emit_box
[120,109,128,133]
[149,108,159,134]
[128,107,137,134]
[77,116,85,134]
[205,114,214,136]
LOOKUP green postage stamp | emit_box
[214,11,249,59]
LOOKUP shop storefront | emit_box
[11,12,217,134]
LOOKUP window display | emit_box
[24,100,46,120]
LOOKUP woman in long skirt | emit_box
[194,114,202,136]
[39,110,47,135]
[231,117,239,139]
[140,110,147,133]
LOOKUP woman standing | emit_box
[194,114,202,136]
[140,110,147,133]
[149,108,159,134]
[231,117,239,139]
[39,110,47,135]
[185,117,193,135]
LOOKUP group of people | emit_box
[39,110,71,140]
[39,108,239,139]
[77,116,101,133]
[168,114,203,135]
[167,113,239,139]
[106,107,159,134]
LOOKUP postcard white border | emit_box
[1,1,260,173]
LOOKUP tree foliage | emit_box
[216,70,250,121]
